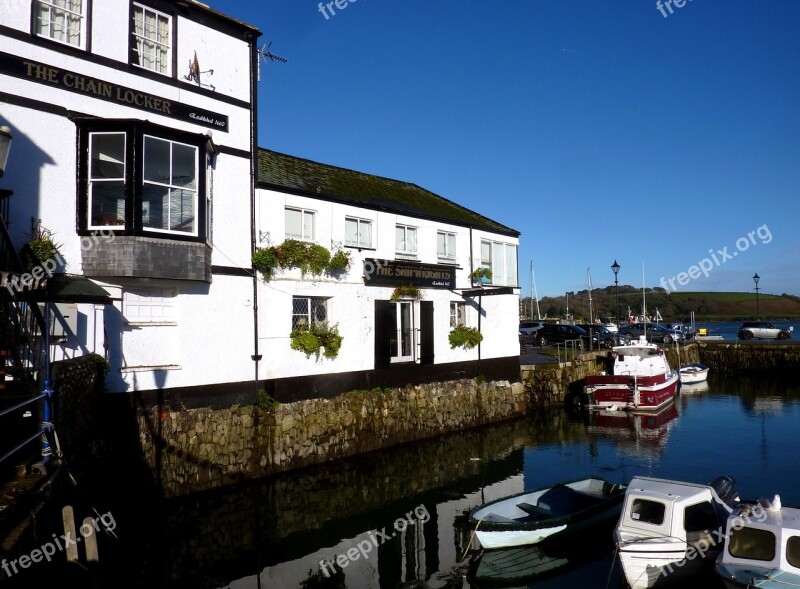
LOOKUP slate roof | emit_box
[257,149,519,237]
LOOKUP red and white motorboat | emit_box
[584,337,679,412]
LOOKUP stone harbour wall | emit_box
[138,378,528,497]
[698,342,800,372]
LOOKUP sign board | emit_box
[363,258,455,289]
[0,52,229,132]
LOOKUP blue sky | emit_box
[209,0,800,297]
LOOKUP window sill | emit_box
[125,320,178,327]
[121,364,181,373]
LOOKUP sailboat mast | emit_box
[587,267,594,324]
[531,260,541,320]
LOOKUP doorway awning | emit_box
[45,274,113,303]
[458,286,517,297]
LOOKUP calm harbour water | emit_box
[153,371,800,589]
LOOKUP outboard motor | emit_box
[708,475,740,508]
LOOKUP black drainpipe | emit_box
[249,35,261,393]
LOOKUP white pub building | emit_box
[0,0,520,406]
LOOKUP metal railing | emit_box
[553,338,585,364]
[0,213,49,470]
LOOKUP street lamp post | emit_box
[753,273,760,319]
[611,260,621,324]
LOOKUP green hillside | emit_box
[523,287,800,322]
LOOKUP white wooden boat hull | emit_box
[618,543,706,588]
[476,524,567,549]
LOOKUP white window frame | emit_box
[292,296,328,330]
[132,3,172,76]
[285,207,315,241]
[123,287,177,326]
[450,302,466,328]
[345,217,373,248]
[480,239,518,286]
[34,0,86,48]
[437,231,456,262]
[88,132,127,231]
[390,300,415,363]
[142,135,199,236]
[395,224,418,259]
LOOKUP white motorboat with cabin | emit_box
[615,475,740,588]
[583,337,680,412]
[715,497,800,589]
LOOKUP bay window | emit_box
[79,121,205,241]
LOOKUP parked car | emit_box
[617,322,685,344]
[576,324,630,349]
[519,331,538,353]
[737,321,791,340]
[537,323,588,347]
[519,320,545,336]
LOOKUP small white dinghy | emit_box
[680,364,710,384]
[468,476,626,550]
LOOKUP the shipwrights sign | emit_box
[364,258,455,289]
[0,52,229,132]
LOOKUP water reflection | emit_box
[153,374,800,589]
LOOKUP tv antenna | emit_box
[257,41,287,82]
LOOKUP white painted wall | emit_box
[255,187,520,380]
[0,1,257,393]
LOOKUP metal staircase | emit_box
[0,193,49,480]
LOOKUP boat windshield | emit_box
[728,527,776,561]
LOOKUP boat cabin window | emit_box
[787,536,800,568]
[728,527,776,561]
[630,499,665,525]
[684,501,718,532]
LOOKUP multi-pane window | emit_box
[124,287,177,323]
[395,224,418,259]
[292,297,328,330]
[132,4,171,76]
[450,302,466,328]
[81,123,204,240]
[88,133,126,229]
[34,0,84,47]
[437,231,456,262]
[390,301,414,362]
[480,240,518,286]
[142,136,198,235]
[285,208,315,241]
[345,217,372,248]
